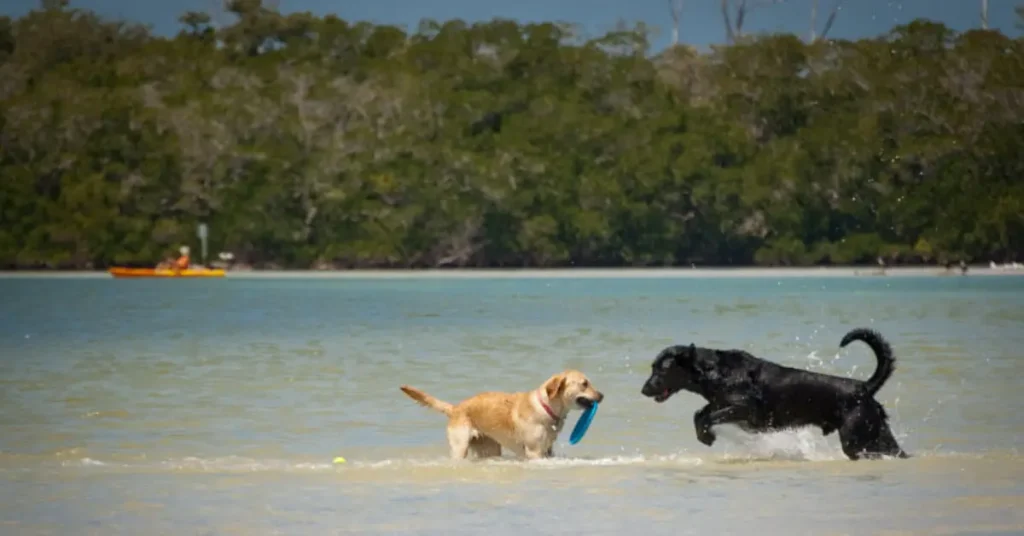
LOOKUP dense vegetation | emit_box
[2,1,1023,269]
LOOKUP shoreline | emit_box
[2,265,1023,279]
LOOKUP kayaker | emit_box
[156,246,191,270]
[174,246,191,270]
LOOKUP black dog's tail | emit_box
[839,328,896,397]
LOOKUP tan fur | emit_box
[399,370,604,460]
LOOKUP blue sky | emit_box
[3,0,1021,50]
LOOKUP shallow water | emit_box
[1,274,1023,535]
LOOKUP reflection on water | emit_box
[1,275,1023,534]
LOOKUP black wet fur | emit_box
[640,328,909,461]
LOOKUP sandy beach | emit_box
[2,265,1023,279]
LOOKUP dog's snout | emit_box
[596,391,605,403]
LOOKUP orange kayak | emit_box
[108,267,226,278]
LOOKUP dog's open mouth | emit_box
[576,397,595,409]
[654,389,672,403]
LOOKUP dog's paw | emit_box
[696,427,717,446]
[693,410,716,446]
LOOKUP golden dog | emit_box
[400,370,604,460]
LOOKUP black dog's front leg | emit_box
[693,405,748,446]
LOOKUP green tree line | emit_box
[1,0,1022,269]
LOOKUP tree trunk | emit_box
[669,0,683,45]
[810,0,817,42]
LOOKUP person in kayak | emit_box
[156,246,191,271]
[173,246,191,270]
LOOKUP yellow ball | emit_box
[332,456,346,464]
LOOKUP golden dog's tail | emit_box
[400,385,453,417]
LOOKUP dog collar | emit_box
[535,390,560,423]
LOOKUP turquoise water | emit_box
[1,274,1023,534]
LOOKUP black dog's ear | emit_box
[692,349,721,382]
[670,343,696,363]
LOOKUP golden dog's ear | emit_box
[544,373,566,400]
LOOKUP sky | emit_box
[2,0,1021,50]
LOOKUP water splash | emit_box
[715,426,844,462]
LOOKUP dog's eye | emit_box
[581,380,588,388]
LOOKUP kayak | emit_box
[108,267,226,278]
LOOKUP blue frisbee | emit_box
[569,401,599,445]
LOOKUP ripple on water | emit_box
[2,275,1024,533]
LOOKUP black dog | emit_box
[640,328,909,460]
